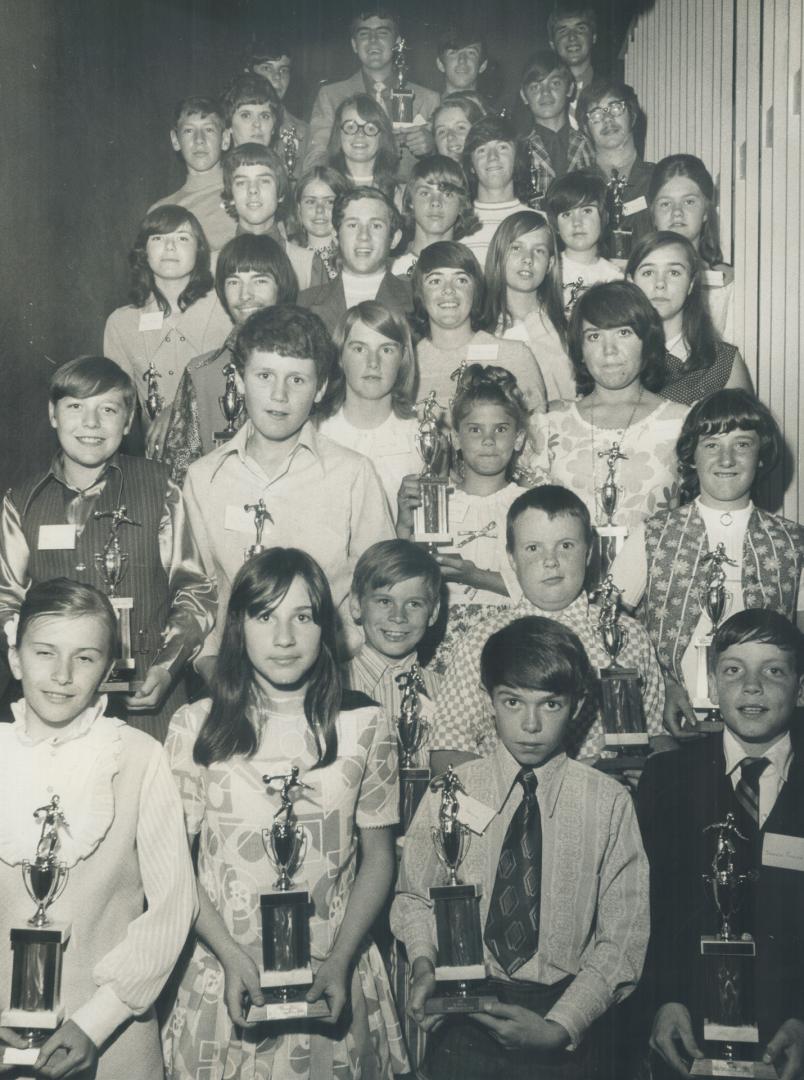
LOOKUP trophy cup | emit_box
[244,499,273,560]
[0,798,71,1067]
[608,169,632,260]
[595,442,629,579]
[396,665,431,832]
[390,36,415,125]
[247,769,330,1022]
[693,543,737,730]
[280,125,299,177]
[691,814,776,1078]
[413,392,451,553]
[142,362,163,422]
[94,506,139,692]
[214,362,244,446]
[594,576,648,773]
[424,768,497,1014]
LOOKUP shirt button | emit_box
[168,369,174,375]
[180,336,185,342]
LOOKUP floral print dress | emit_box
[163,693,408,1080]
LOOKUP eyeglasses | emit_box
[341,119,381,137]
[585,99,628,124]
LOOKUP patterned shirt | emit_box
[430,593,665,760]
[390,741,650,1047]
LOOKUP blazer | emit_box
[297,272,414,336]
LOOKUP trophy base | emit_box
[596,747,650,773]
[690,1060,777,1078]
[424,969,498,1015]
[693,708,725,733]
[1,1045,42,1066]
[248,970,331,1022]
[611,228,633,260]
[214,428,238,446]
[100,667,136,693]
[0,1007,62,1030]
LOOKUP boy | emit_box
[298,186,413,334]
[222,142,326,290]
[460,115,530,266]
[391,615,649,1079]
[246,38,311,179]
[304,9,439,180]
[0,357,217,740]
[347,539,442,727]
[519,51,593,185]
[182,304,394,678]
[547,2,597,126]
[430,485,664,774]
[638,610,804,1079]
[436,27,488,97]
[221,73,282,149]
[150,96,235,251]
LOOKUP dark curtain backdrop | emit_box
[0,0,636,491]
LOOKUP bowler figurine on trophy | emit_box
[693,543,737,729]
[691,814,776,1078]
[1,797,71,1067]
[94,506,139,692]
[247,768,330,1022]
[608,169,632,260]
[396,665,431,832]
[214,361,244,446]
[594,576,648,772]
[424,767,497,1014]
[390,36,415,125]
[142,362,163,422]
[595,441,629,579]
[413,392,451,552]
[280,124,299,177]
[244,499,273,560]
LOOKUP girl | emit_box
[326,94,399,201]
[318,301,420,519]
[412,240,547,421]
[103,204,232,457]
[392,154,481,276]
[627,230,752,404]
[164,548,407,1079]
[0,578,194,1079]
[460,115,531,266]
[286,166,351,280]
[648,153,736,343]
[544,170,623,313]
[485,209,575,402]
[611,389,804,737]
[431,92,488,162]
[397,365,526,665]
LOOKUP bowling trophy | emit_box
[244,499,273,560]
[0,798,71,1067]
[390,36,415,125]
[247,768,330,1022]
[527,146,547,209]
[280,124,299,177]
[214,361,244,446]
[396,665,431,832]
[413,392,451,552]
[608,169,632,260]
[595,442,629,579]
[693,543,737,730]
[94,506,139,692]
[142,362,163,422]
[691,814,776,1078]
[594,576,648,773]
[424,768,497,1014]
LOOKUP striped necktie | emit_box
[734,756,770,826]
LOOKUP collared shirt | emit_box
[430,592,665,760]
[150,164,237,252]
[525,123,593,181]
[390,741,649,1047]
[723,728,793,829]
[183,419,394,659]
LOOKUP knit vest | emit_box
[643,502,804,681]
[15,456,170,677]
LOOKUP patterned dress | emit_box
[163,693,408,1080]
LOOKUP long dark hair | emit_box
[194,548,341,767]
[411,240,487,340]
[648,154,724,267]
[128,204,212,315]
[327,94,399,199]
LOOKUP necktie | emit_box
[373,81,387,112]
[484,768,541,974]
[734,756,770,826]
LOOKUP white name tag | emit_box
[37,524,76,550]
[224,505,257,533]
[467,342,499,362]
[702,269,726,288]
[457,793,496,835]
[621,195,647,217]
[762,832,804,871]
[138,311,164,332]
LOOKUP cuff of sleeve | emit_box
[544,998,586,1053]
[71,984,134,1049]
[404,940,438,968]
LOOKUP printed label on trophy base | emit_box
[424,982,498,1014]
[247,967,331,1022]
[100,597,135,692]
[400,767,430,834]
[1,1046,42,1066]
[691,1060,778,1078]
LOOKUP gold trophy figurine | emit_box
[244,499,273,560]
[0,797,72,1066]
[94,506,140,691]
[143,362,163,422]
[214,361,244,446]
[390,36,415,125]
[693,543,738,727]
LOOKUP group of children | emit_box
[1,3,802,1079]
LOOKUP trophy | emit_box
[390,36,415,125]
[413,392,451,553]
[595,442,629,579]
[424,768,497,1014]
[564,277,585,313]
[608,169,632,259]
[244,499,273,560]
[247,769,330,1022]
[0,798,71,1067]
[691,814,776,1078]
[395,665,431,832]
[142,362,163,421]
[594,576,648,772]
[693,543,737,729]
[94,506,139,692]
[280,124,299,177]
[527,147,547,209]
[214,361,244,446]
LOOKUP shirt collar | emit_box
[353,644,418,690]
[209,418,323,481]
[11,695,110,747]
[513,591,589,620]
[491,739,569,818]
[24,454,122,515]
[182,162,224,192]
[723,726,793,783]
